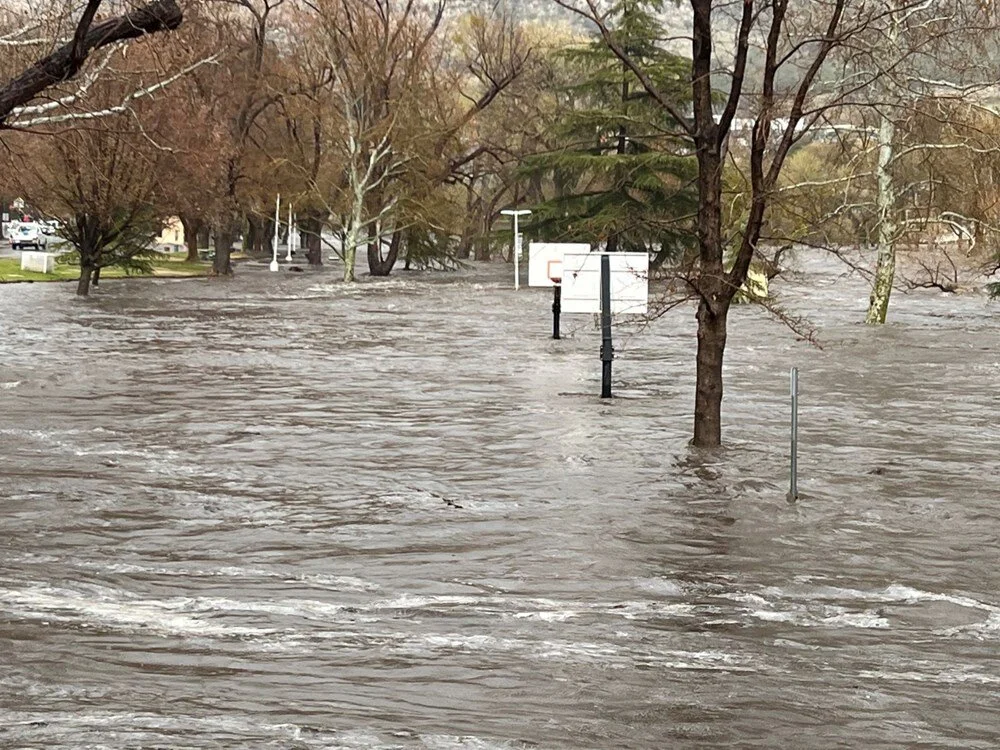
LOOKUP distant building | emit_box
[155,216,185,252]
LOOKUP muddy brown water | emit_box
[1,256,999,748]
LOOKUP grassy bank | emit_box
[0,256,211,283]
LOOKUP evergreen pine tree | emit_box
[523,0,696,266]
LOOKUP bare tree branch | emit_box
[0,0,183,125]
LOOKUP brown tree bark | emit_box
[367,231,401,276]
[245,214,261,257]
[693,300,728,447]
[74,215,101,296]
[582,0,841,447]
[77,265,93,296]
[179,214,203,262]
[0,0,183,124]
[299,212,324,266]
[212,224,234,275]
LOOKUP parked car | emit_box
[10,222,48,250]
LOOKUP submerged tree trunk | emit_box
[343,219,360,282]
[77,264,94,296]
[693,300,728,446]
[866,109,898,325]
[299,212,324,266]
[91,266,101,288]
[691,139,728,447]
[367,231,401,276]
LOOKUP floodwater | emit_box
[1,255,999,748]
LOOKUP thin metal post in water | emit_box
[789,367,799,501]
[552,285,561,340]
[600,254,613,398]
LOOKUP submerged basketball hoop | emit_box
[547,259,562,284]
[527,244,650,397]
[560,252,648,314]
[528,242,588,287]
[528,242,589,339]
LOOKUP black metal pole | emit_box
[600,254,613,398]
[552,285,561,339]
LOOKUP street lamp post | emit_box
[500,209,531,290]
[270,194,280,272]
[286,204,294,262]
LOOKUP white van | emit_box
[10,222,48,250]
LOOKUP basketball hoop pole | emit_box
[600,254,613,397]
[552,284,561,339]
[500,209,531,290]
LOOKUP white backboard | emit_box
[561,252,649,314]
[528,242,591,287]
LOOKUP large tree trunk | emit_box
[343,220,360,282]
[693,300,728,446]
[866,109,898,325]
[75,217,100,296]
[77,265,93,296]
[691,140,728,447]
[263,217,276,261]
[474,213,493,261]
[299,212,324,266]
[180,214,202,262]
[213,225,234,275]
[245,214,262,258]
[367,231,401,276]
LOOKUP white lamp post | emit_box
[270,194,280,272]
[286,204,294,262]
[500,208,531,290]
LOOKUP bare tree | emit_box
[17,110,170,295]
[552,0,868,447]
[210,0,286,275]
[303,0,529,280]
[836,1,1000,324]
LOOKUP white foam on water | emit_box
[858,667,1000,685]
[421,735,540,749]
[820,612,890,629]
[602,600,699,620]
[745,605,889,629]
[633,577,685,597]
[880,584,999,613]
[70,559,380,592]
[372,593,488,610]
[511,610,578,622]
[723,582,997,631]
[294,572,380,591]
[0,586,280,638]
[416,633,525,653]
[749,610,799,623]
[788,582,998,613]
[1,711,476,749]
[0,380,21,389]
[938,611,1000,638]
